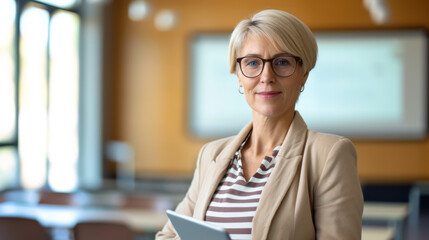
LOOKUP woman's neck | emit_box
[248,111,295,156]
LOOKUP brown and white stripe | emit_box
[205,141,280,240]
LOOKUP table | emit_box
[0,202,168,233]
[2,201,408,239]
[363,202,408,240]
[362,226,395,240]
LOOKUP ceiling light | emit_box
[154,9,178,31]
[128,0,151,21]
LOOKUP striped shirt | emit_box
[205,137,280,240]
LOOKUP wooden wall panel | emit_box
[108,0,429,182]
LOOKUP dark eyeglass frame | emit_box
[236,55,302,78]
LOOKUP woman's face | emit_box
[237,35,308,119]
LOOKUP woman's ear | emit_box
[237,72,243,86]
[301,71,309,86]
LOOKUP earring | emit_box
[238,86,244,94]
[300,85,305,92]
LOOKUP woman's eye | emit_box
[245,59,260,67]
[248,61,259,66]
[275,58,290,66]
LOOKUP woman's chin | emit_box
[253,108,288,119]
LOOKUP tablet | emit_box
[166,210,231,240]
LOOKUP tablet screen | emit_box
[166,210,231,240]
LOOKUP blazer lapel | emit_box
[252,112,308,239]
[194,123,253,220]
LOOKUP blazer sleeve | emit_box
[155,144,208,240]
[313,138,364,240]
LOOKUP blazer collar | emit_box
[217,122,254,162]
[194,122,253,220]
[210,121,255,194]
[277,111,308,159]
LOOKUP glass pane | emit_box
[36,0,77,8]
[19,6,49,189]
[0,147,18,190]
[48,10,80,192]
[0,0,16,142]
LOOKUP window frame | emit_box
[0,0,104,191]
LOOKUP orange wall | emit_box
[108,0,429,182]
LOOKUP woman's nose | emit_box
[259,62,275,83]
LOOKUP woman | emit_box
[156,9,363,240]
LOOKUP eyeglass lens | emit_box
[239,56,298,78]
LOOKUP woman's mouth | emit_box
[256,91,282,99]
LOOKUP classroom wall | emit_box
[107,0,429,182]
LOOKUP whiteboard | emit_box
[189,31,428,140]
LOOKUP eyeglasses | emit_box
[236,55,301,78]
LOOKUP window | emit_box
[0,0,18,190]
[0,0,81,192]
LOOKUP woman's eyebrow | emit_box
[273,53,294,58]
[241,53,294,58]
[242,53,262,57]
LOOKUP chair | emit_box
[73,221,135,240]
[38,191,77,206]
[0,191,5,202]
[0,217,47,240]
[123,194,173,211]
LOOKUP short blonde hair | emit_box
[229,9,318,74]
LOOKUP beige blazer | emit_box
[156,112,363,239]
